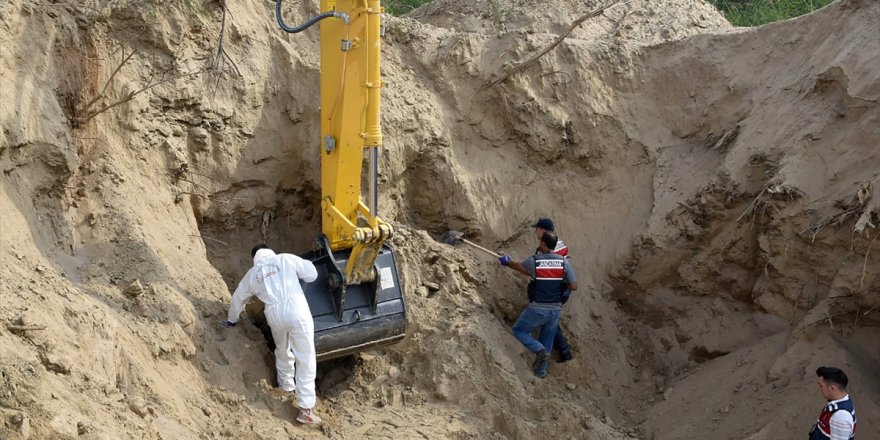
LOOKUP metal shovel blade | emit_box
[440,230,465,245]
[439,230,501,258]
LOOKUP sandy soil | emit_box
[1,0,877,439]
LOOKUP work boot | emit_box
[531,349,549,371]
[296,408,322,425]
[533,358,549,378]
[557,351,573,363]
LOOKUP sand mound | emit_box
[1,0,877,438]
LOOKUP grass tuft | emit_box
[709,0,835,27]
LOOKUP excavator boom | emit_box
[275,0,405,361]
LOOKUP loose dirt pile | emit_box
[1,0,877,439]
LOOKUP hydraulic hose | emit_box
[275,0,350,33]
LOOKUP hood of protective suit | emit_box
[253,248,277,265]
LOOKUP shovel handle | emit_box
[461,238,502,258]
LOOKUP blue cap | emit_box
[531,218,554,231]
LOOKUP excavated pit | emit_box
[1,0,878,439]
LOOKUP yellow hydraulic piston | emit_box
[318,0,391,285]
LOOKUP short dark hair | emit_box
[816,366,848,389]
[540,231,558,250]
[531,217,555,231]
[251,244,268,258]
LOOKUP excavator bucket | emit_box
[300,237,406,362]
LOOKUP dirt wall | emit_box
[1,0,877,439]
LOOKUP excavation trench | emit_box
[1,0,878,439]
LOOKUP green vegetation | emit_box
[709,0,834,27]
[382,0,833,25]
[385,0,429,15]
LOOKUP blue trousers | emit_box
[512,306,561,353]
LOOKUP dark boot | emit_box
[532,349,550,379]
[532,349,549,371]
[557,350,573,363]
[533,359,549,378]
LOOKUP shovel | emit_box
[440,230,501,258]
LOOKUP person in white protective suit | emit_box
[222,244,322,425]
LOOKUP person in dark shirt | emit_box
[500,232,577,378]
[530,217,573,362]
[809,366,856,440]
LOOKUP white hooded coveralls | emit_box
[227,248,319,409]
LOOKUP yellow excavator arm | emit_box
[274,0,406,361]
[318,0,391,285]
